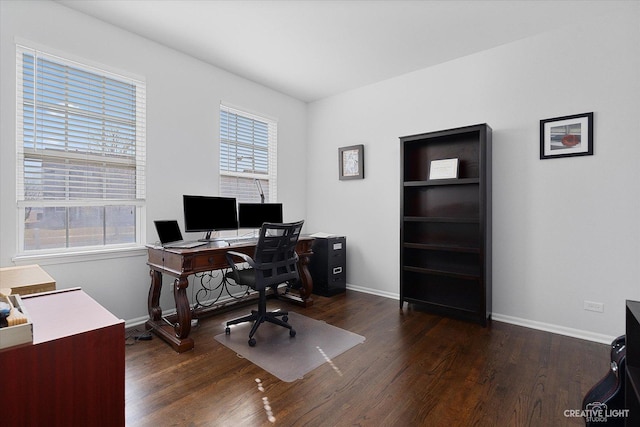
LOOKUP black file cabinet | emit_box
[310,236,346,296]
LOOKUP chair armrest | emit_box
[246,252,299,272]
[225,251,256,284]
[225,250,256,267]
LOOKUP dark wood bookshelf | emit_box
[400,124,492,326]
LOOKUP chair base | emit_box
[225,307,296,347]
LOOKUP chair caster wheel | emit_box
[282,315,288,322]
[249,338,256,347]
[290,329,296,337]
[225,327,230,335]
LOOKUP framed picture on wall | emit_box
[339,144,364,180]
[540,112,593,159]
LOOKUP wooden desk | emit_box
[146,236,314,353]
[0,288,124,426]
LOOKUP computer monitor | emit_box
[238,203,283,228]
[183,195,238,241]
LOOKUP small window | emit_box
[16,45,146,252]
[219,104,277,203]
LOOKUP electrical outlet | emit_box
[584,300,604,313]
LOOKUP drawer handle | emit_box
[208,257,214,264]
[333,266,342,275]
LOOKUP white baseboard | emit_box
[346,283,399,300]
[490,313,616,345]
[125,315,151,330]
[344,284,615,345]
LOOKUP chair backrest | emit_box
[252,220,304,289]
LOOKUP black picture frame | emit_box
[339,144,364,180]
[540,112,593,159]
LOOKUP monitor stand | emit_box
[198,231,228,246]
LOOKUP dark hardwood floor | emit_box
[125,291,609,426]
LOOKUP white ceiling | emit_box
[56,0,617,102]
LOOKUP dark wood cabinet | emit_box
[0,289,124,425]
[627,300,640,426]
[400,124,492,326]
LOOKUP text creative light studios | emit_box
[564,402,629,423]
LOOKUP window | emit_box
[219,104,277,203]
[16,45,146,253]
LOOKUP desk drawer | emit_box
[191,253,228,271]
[148,249,230,275]
[191,246,254,272]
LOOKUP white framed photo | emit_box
[540,112,593,159]
[429,158,459,180]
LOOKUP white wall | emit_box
[0,1,307,322]
[306,5,640,342]
[2,1,639,342]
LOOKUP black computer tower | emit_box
[310,236,346,296]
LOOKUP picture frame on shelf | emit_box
[429,158,459,180]
[540,112,593,159]
[339,144,364,180]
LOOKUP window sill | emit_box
[12,246,148,266]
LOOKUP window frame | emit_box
[219,103,278,204]
[15,43,146,257]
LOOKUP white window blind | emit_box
[219,104,277,203]
[16,45,146,251]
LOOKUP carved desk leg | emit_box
[147,269,163,322]
[298,251,313,303]
[281,241,314,307]
[173,276,191,339]
[146,269,194,353]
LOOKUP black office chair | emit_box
[224,220,304,346]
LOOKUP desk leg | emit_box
[145,269,194,353]
[298,252,313,302]
[147,269,163,321]
[280,246,314,307]
[173,276,191,340]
